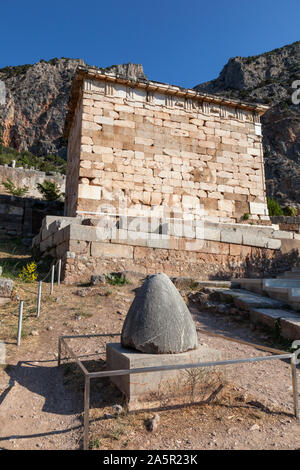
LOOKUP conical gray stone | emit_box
[121,273,198,354]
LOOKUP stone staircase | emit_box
[278,267,300,279]
[227,271,300,341]
[236,269,300,311]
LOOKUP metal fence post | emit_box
[291,353,299,420]
[37,281,42,318]
[57,259,62,286]
[58,337,62,367]
[50,265,55,295]
[17,300,24,346]
[83,376,90,450]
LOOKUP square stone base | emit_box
[106,343,221,410]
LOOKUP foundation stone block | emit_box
[106,343,221,410]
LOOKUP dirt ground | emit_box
[0,240,300,450]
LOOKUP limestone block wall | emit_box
[65,98,83,217]
[270,216,300,233]
[33,215,300,284]
[0,194,63,237]
[64,72,269,223]
[0,165,65,198]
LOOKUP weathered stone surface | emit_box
[0,165,65,199]
[0,278,14,298]
[249,308,299,332]
[216,288,286,310]
[63,67,270,224]
[106,342,221,410]
[90,274,106,285]
[121,273,198,354]
[280,317,300,340]
[0,194,64,239]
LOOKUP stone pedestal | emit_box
[106,343,221,410]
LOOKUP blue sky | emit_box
[1,0,299,88]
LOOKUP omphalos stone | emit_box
[121,273,198,354]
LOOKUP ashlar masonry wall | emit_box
[65,71,269,224]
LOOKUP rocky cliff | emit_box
[194,41,300,207]
[0,58,147,158]
[1,43,300,207]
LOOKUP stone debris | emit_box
[249,424,260,431]
[112,404,123,415]
[73,287,97,297]
[0,278,14,298]
[147,414,160,432]
[121,273,198,354]
[30,330,39,336]
[90,274,106,285]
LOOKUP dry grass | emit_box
[86,381,289,450]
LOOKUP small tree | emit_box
[267,197,284,216]
[3,178,29,197]
[37,180,62,201]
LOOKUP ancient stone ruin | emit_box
[107,273,219,409]
[121,273,198,354]
[32,65,300,283]
[63,66,269,222]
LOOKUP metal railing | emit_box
[14,259,62,346]
[58,330,299,450]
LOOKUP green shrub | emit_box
[242,213,251,221]
[0,144,66,174]
[284,206,297,216]
[267,197,284,216]
[3,178,29,197]
[106,273,128,286]
[37,180,62,201]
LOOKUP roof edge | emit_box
[64,65,269,138]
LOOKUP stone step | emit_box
[195,280,240,289]
[278,272,300,279]
[263,279,300,289]
[249,307,300,340]
[206,286,300,341]
[232,278,263,295]
[289,287,300,300]
[264,286,290,303]
[171,278,239,290]
[213,288,286,310]
[241,283,300,312]
[232,277,300,312]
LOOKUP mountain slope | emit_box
[1,44,300,207]
[0,58,147,158]
[194,41,300,206]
